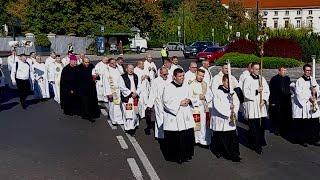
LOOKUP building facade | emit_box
[221,0,320,33]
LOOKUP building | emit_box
[221,0,320,33]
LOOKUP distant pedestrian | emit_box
[10,53,34,109]
[160,46,168,65]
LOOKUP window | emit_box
[285,11,289,15]
[263,20,267,28]
[285,20,289,28]
[274,20,278,28]
[297,10,301,15]
[263,11,268,16]
[296,20,301,28]
[274,11,278,16]
[308,19,313,28]
[309,10,313,15]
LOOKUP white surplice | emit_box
[134,67,150,119]
[163,82,195,131]
[146,77,169,138]
[211,71,239,92]
[33,62,50,99]
[190,80,212,145]
[242,74,270,119]
[239,70,250,90]
[211,87,240,131]
[123,74,141,131]
[104,66,131,125]
[184,70,196,85]
[292,76,320,119]
[62,56,70,66]
[144,60,157,81]
[93,61,109,102]
[49,62,64,103]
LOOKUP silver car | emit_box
[166,42,184,51]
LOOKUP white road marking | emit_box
[116,136,129,149]
[120,125,160,180]
[127,158,144,180]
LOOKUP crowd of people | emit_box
[1,49,320,164]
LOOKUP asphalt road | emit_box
[1,60,320,180]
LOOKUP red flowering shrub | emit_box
[264,38,302,60]
[226,39,257,54]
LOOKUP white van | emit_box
[129,36,148,53]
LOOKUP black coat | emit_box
[269,74,291,106]
[121,73,139,103]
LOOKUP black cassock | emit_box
[269,74,292,136]
[60,64,80,116]
[77,64,100,120]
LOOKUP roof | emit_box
[221,0,320,9]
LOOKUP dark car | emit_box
[183,41,214,58]
[196,46,226,62]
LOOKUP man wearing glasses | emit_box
[184,62,197,84]
[292,64,320,147]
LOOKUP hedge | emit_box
[226,39,257,54]
[264,37,302,60]
[35,34,51,47]
[215,53,303,69]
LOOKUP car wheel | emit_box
[141,48,146,53]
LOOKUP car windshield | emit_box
[204,47,222,52]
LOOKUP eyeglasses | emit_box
[191,67,197,68]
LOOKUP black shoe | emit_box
[312,141,320,146]
[144,128,151,135]
[301,143,308,147]
[231,156,242,162]
[255,149,263,155]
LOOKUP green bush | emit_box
[216,53,302,69]
[35,34,51,47]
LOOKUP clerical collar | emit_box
[218,85,230,93]
[171,81,182,87]
[250,73,259,79]
[302,75,311,81]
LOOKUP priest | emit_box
[121,64,141,135]
[60,56,80,116]
[189,69,212,146]
[33,55,50,100]
[93,57,109,102]
[242,62,270,154]
[292,64,320,147]
[184,62,197,84]
[134,60,150,119]
[48,55,64,103]
[162,68,195,163]
[199,60,212,86]
[211,74,241,162]
[144,54,157,81]
[146,67,169,138]
[77,57,100,122]
[269,67,292,136]
[104,58,132,125]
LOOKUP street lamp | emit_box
[212,28,215,43]
[178,26,181,43]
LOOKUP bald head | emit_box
[83,57,90,67]
[202,60,210,69]
[146,54,152,62]
[160,67,169,80]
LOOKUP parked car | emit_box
[129,36,148,53]
[183,41,214,58]
[166,42,184,51]
[196,46,226,62]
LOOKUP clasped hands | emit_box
[180,98,190,107]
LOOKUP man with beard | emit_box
[77,57,100,122]
[60,55,80,116]
[269,67,292,136]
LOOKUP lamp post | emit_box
[178,26,181,43]
[212,28,215,43]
